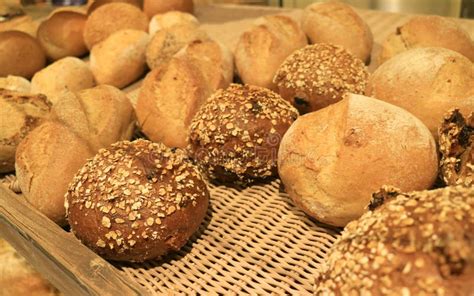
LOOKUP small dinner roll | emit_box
[149,11,198,36]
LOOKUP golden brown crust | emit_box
[66,139,209,262]
[143,0,194,19]
[87,0,142,15]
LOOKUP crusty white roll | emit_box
[149,11,198,36]
[235,15,307,90]
[278,93,438,227]
[90,29,150,88]
[143,0,194,19]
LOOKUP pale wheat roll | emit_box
[148,11,198,36]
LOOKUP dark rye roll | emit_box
[65,139,209,262]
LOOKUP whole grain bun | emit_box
[66,139,209,262]
[143,0,193,18]
[136,57,211,148]
[301,1,373,63]
[83,3,148,49]
[274,43,368,114]
[145,24,209,70]
[379,15,474,64]
[149,11,198,36]
[31,57,95,102]
[0,89,51,173]
[0,31,46,79]
[367,47,474,138]
[278,94,438,227]
[0,75,31,92]
[235,15,307,90]
[188,84,299,184]
[90,29,150,88]
[87,0,142,14]
[316,185,474,294]
[37,10,88,61]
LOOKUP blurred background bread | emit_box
[87,0,142,14]
[148,11,198,36]
[143,0,194,18]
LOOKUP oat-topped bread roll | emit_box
[367,47,474,138]
[0,89,51,173]
[379,15,474,64]
[149,11,198,36]
[316,185,474,295]
[143,0,194,19]
[235,15,307,90]
[83,2,148,49]
[66,139,209,262]
[274,43,368,114]
[278,94,438,227]
[188,84,299,185]
[438,108,473,187]
[301,1,373,63]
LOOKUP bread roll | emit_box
[136,57,211,148]
[66,139,209,262]
[90,30,150,88]
[0,89,51,173]
[87,0,142,14]
[149,11,198,36]
[0,75,31,92]
[278,94,438,227]
[301,1,373,63]
[235,15,307,90]
[83,3,148,49]
[0,31,46,79]
[379,15,474,64]
[31,57,95,102]
[145,24,209,70]
[37,10,88,61]
[143,0,193,18]
[367,47,474,138]
[316,185,474,294]
[274,43,368,114]
[188,84,299,184]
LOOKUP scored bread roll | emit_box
[83,3,148,49]
[31,57,95,102]
[379,15,474,64]
[87,0,142,14]
[90,29,150,88]
[367,47,474,138]
[301,1,373,63]
[136,57,211,148]
[235,15,307,90]
[37,10,88,61]
[278,94,438,227]
[0,75,31,92]
[0,31,46,79]
[143,0,193,18]
[149,11,198,36]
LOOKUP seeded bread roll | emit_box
[188,84,299,184]
[0,75,31,92]
[143,0,194,19]
[149,11,198,36]
[316,185,474,295]
[87,0,142,14]
[274,43,368,114]
[235,15,307,90]
[65,139,209,262]
[0,31,46,79]
[83,3,148,49]
[278,94,438,227]
[379,15,474,64]
[301,1,373,63]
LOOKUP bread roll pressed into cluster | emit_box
[149,11,198,36]
[367,47,474,138]
[143,0,194,19]
[87,0,142,14]
[188,84,299,184]
[235,15,307,90]
[316,185,474,295]
[301,1,373,63]
[0,75,31,93]
[274,43,368,114]
[66,139,209,262]
[278,94,438,227]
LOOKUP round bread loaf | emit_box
[83,2,148,49]
[149,11,198,36]
[316,185,474,294]
[188,84,299,184]
[0,31,46,79]
[143,0,193,19]
[379,15,474,64]
[367,47,474,138]
[136,57,211,148]
[90,29,150,88]
[37,11,87,61]
[274,43,368,114]
[65,139,209,262]
[301,1,373,63]
[235,15,307,90]
[0,75,31,92]
[278,94,438,227]
[31,57,95,102]
[87,0,141,14]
